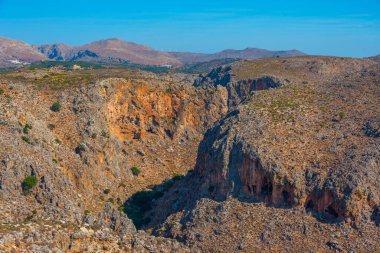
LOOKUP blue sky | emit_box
[0,0,379,57]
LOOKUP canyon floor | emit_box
[0,56,379,252]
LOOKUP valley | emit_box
[0,55,379,252]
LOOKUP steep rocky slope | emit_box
[146,56,380,252]
[0,67,227,251]
[36,43,74,61]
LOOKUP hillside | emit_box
[0,56,379,252]
[36,39,182,66]
[0,37,47,68]
[170,48,305,64]
[370,54,380,63]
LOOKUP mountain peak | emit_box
[0,36,306,67]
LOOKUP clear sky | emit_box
[0,0,379,57]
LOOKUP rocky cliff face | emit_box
[0,69,228,218]
[0,67,227,251]
[146,57,380,252]
[193,57,380,223]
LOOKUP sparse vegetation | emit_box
[48,124,56,130]
[55,138,61,144]
[21,136,30,144]
[29,60,103,69]
[131,166,141,176]
[75,143,86,154]
[24,209,37,222]
[0,88,4,95]
[100,130,110,138]
[338,111,346,121]
[23,123,32,134]
[84,210,90,215]
[22,176,38,194]
[172,173,184,181]
[103,189,110,194]
[108,198,114,204]
[51,101,61,112]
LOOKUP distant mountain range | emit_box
[370,55,380,63]
[0,37,307,68]
[0,37,46,68]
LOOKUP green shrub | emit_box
[22,176,38,193]
[117,205,124,212]
[103,189,110,194]
[338,111,346,121]
[172,173,184,181]
[51,101,61,112]
[91,133,97,139]
[48,124,56,130]
[23,123,32,134]
[84,210,90,215]
[108,198,114,204]
[131,166,141,176]
[117,196,122,205]
[24,214,34,222]
[101,130,110,138]
[0,89,4,95]
[52,159,58,163]
[21,136,30,144]
[55,138,61,144]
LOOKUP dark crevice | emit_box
[305,200,314,210]
[325,205,339,218]
[282,190,290,203]
[261,178,273,197]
